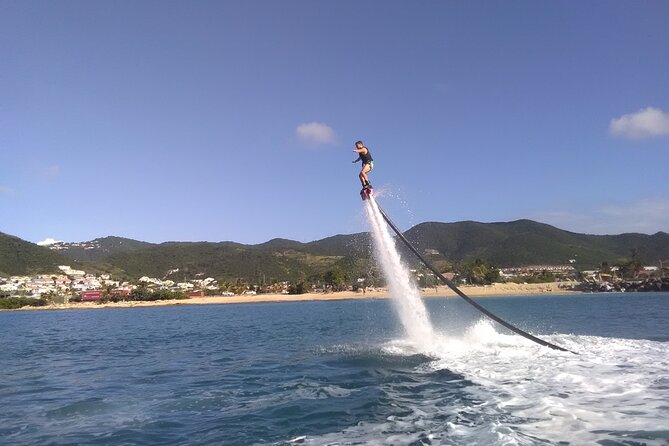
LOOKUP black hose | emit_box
[374,200,577,354]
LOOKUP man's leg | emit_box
[361,164,371,187]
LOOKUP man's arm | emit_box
[352,147,366,162]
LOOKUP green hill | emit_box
[2,220,668,281]
[53,233,374,282]
[48,236,153,262]
[0,232,71,276]
[403,220,669,267]
[305,233,372,256]
[100,241,351,282]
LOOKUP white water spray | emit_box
[364,197,435,350]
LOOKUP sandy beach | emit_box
[8,282,580,312]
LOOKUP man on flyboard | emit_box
[352,140,374,200]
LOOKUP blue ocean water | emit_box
[1,293,668,445]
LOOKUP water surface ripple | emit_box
[1,293,668,445]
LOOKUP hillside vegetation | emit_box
[403,220,669,267]
[0,233,72,277]
[2,221,668,282]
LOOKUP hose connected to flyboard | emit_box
[374,199,577,354]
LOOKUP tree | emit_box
[287,281,307,294]
[459,258,499,285]
[600,262,612,274]
[103,283,115,297]
[418,271,439,289]
[618,249,644,279]
[323,268,347,291]
[231,278,247,294]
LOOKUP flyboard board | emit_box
[360,185,373,201]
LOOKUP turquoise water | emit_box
[1,293,668,445]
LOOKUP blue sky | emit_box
[2,1,668,244]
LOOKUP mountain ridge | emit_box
[2,221,668,281]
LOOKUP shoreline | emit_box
[5,282,581,312]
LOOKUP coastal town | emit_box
[0,265,238,304]
[2,261,668,310]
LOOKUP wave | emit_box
[279,322,669,446]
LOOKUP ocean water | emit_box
[1,293,668,446]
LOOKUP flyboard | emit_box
[360,184,374,201]
[361,186,576,354]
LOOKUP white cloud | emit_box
[296,122,336,147]
[610,107,669,140]
[529,197,669,235]
[37,238,63,246]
